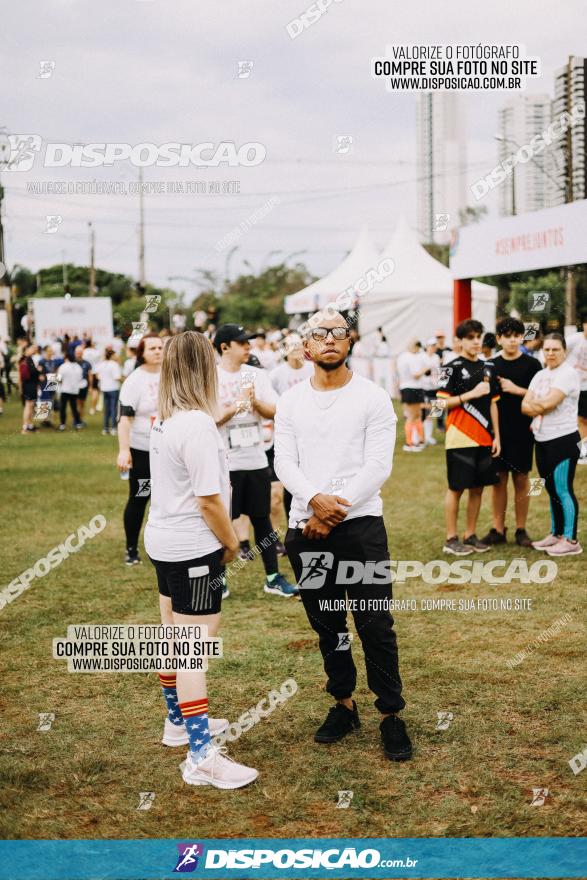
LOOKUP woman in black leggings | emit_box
[116,333,163,565]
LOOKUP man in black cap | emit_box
[214,325,298,598]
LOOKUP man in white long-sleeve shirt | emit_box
[274,310,412,761]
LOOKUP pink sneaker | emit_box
[546,539,583,557]
[532,534,559,550]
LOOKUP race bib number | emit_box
[229,423,261,448]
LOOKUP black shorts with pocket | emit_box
[400,387,425,404]
[149,548,224,615]
[230,467,271,519]
[446,446,499,491]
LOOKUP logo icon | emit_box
[0,134,42,171]
[37,60,56,79]
[137,791,156,810]
[33,401,53,420]
[129,321,148,343]
[330,476,347,493]
[429,399,446,418]
[173,843,204,873]
[438,366,453,383]
[136,479,151,497]
[144,294,161,313]
[236,61,254,79]
[523,322,540,342]
[336,632,353,651]
[433,213,450,232]
[336,790,354,808]
[436,711,454,731]
[45,215,62,234]
[44,372,61,391]
[461,367,470,380]
[334,135,353,155]
[530,787,550,807]
[37,712,55,731]
[528,292,550,313]
[527,477,545,497]
[297,551,334,589]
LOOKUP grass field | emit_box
[0,396,585,842]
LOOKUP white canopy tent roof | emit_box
[358,217,497,356]
[284,225,380,314]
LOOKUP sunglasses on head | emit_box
[310,326,350,341]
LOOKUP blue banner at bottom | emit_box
[0,838,584,879]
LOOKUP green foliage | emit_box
[218,263,316,327]
[508,271,566,326]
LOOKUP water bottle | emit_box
[120,469,130,481]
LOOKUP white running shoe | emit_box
[545,538,583,557]
[531,533,559,550]
[162,717,229,747]
[578,456,587,465]
[181,746,258,789]
[402,444,424,452]
[425,437,437,445]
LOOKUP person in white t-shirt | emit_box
[275,309,412,762]
[117,333,163,566]
[144,331,257,790]
[82,339,101,414]
[566,315,587,463]
[421,338,441,446]
[522,333,582,556]
[214,324,297,598]
[395,339,428,451]
[95,349,122,435]
[57,352,83,431]
[268,334,314,551]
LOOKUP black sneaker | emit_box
[480,527,507,545]
[125,548,142,566]
[314,701,360,743]
[463,534,490,553]
[380,715,412,761]
[515,528,533,547]
[443,536,473,556]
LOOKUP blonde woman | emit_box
[144,332,258,789]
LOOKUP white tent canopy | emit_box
[284,225,380,315]
[358,217,497,356]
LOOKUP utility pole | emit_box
[564,55,576,328]
[138,168,145,290]
[62,251,69,293]
[88,221,95,295]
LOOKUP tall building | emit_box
[497,94,554,216]
[551,55,587,205]
[416,93,467,243]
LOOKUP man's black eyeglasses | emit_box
[310,327,350,341]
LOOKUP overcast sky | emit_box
[1,0,584,299]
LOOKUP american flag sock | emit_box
[159,673,183,726]
[179,698,211,760]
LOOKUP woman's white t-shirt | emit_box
[396,351,427,390]
[95,360,121,392]
[119,367,160,452]
[144,410,231,561]
[527,361,580,442]
[57,361,83,395]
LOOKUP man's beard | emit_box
[315,356,346,372]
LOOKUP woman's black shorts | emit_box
[149,548,224,615]
[400,388,425,404]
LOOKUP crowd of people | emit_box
[4,308,585,789]
[393,316,586,556]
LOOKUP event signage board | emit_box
[32,297,113,346]
[450,200,587,279]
